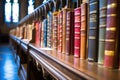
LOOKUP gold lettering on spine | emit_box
[106,27,116,31]
[107,14,117,17]
[107,3,117,9]
[105,39,115,42]
[89,36,96,39]
[105,50,114,56]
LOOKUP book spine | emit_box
[47,12,53,48]
[52,12,58,50]
[41,21,44,48]
[88,0,99,62]
[104,0,120,69]
[70,11,74,55]
[39,21,42,47]
[98,0,107,64]
[74,7,81,58]
[44,19,47,47]
[80,3,87,59]
[35,21,40,45]
[66,11,71,55]
[58,11,63,52]
[62,8,68,54]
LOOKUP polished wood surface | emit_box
[9,35,120,80]
[29,43,120,80]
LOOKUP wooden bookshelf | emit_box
[9,34,120,80]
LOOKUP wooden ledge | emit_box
[28,43,120,80]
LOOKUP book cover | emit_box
[52,12,58,50]
[88,0,99,62]
[62,8,70,54]
[80,3,87,59]
[74,7,81,58]
[47,12,53,48]
[104,0,120,69]
[98,0,107,64]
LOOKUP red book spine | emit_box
[35,21,40,45]
[58,11,63,52]
[74,7,81,58]
[104,0,120,69]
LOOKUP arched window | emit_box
[5,0,11,22]
[28,0,34,14]
[5,0,19,22]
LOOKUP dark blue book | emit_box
[88,0,99,62]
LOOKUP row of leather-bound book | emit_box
[10,0,120,69]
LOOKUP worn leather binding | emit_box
[41,21,44,48]
[88,0,99,62]
[52,12,58,50]
[43,19,47,47]
[98,0,107,64]
[47,12,53,48]
[35,21,40,45]
[66,10,70,55]
[80,3,87,59]
[104,0,120,69]
[62,8,70,54]
[74,7,81,58]
[58,11,63,52]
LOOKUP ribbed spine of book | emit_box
[52,12,58,50]
[62,8,69,54]
[47,12,53,48]
[43,19,47,47]
[58,11,63,52]
[98,0,107,64]
[39,21,42,47]
[66,10,71,55]
[70,11,74,55]
[88,0,99,62]
[41,21,44,48]
[80,3,87,59]
[74,7,81,57]
[35,21,40,45]
[104,0,120,69]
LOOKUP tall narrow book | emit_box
[52,12,58,50]
[98,0,107,64]
[62,8,70,54]
[35,21,40,45]
[88,0,99,62]
[80,3,87,59]
[47,12,53,48]
[104,0,120,69]
[43,19,47,47]
[74,7,81,58]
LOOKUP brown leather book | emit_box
[52,12,58,50]
[104,0,120,69]
[80,3,87,59]
[58,11,63,52]
[62,8,70,54]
